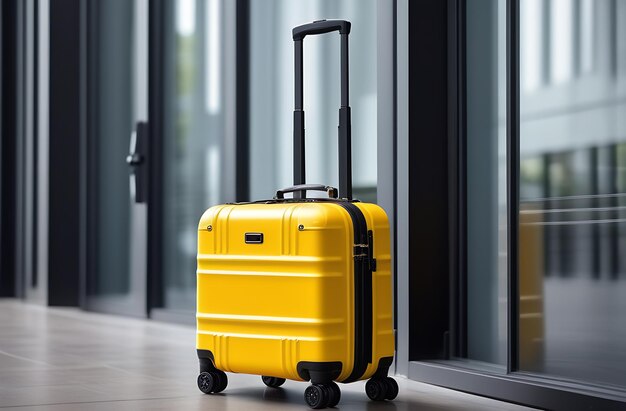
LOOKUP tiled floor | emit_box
[0,299,535,410]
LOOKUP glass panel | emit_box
[520,0,626,388]
[160,0,227,312]
[465,0,508,366]
[86,0,146,315]
[93,0,133,296]
[249,0,377,203]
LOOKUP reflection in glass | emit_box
[249,0,377,203]
[465,0,508,366]
[520,0,626,388]
[161,0,226,312]
[91,0,134,298]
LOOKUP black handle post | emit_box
[292,19,352,200]
[294,39,305,198]
[339,33,352,200]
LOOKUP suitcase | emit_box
[196,19,396,409]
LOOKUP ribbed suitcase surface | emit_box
[197,202,394,382]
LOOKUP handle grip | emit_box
[292,19,351,40]
[275,184,338,199]
[127,121,148,203]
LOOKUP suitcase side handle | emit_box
[275,184,338,199]
[292,20,352,200]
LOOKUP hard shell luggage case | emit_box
[196,20,397,409]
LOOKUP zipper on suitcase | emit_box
[337,202,373,383]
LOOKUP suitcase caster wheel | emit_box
[365,378,388,401]
[304,384,329,409]
[327,382,341,407]
[213,370,228,393]
[197,370,228,394]
[262,376,286,388]
[384,377,399,400]
[197,371,215,394]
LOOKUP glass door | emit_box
[83,0,149,317]
[149,0,235,321]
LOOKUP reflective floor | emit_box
[0,300,534,411]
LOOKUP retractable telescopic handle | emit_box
[292,19,352,200]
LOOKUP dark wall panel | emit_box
[48,0,80,306]
[0,0,17,297]
[407,0,450,360]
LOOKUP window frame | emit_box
[394,0,626,408]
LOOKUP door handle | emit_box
[127,121,148,203]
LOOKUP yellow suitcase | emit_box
[196,20,396,409]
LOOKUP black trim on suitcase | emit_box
[372,356,394,379]
[297,361,343,384]
[337,202,373,383]
[197,349,217,372]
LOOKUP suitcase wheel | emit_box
[304,382,341,409]
[384,377,399,400]
[197,370,228,394]
[365,377,398,401]
[261,376,286,388]
[327,382,341,407]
